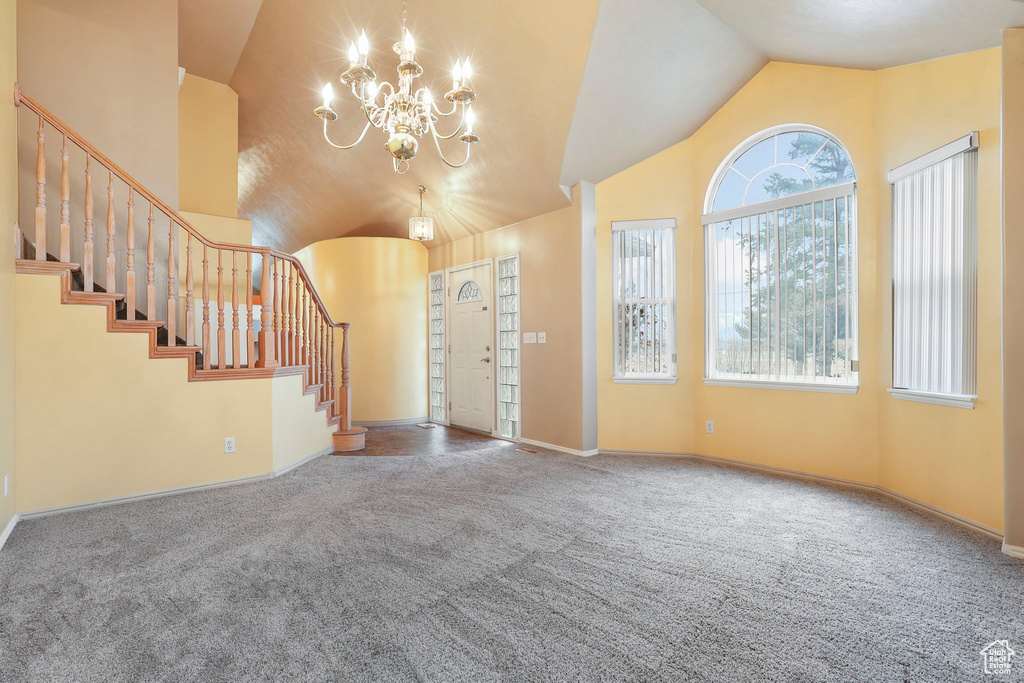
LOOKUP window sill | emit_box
[703,378,858,394]
[614,376,678,385]
[887,388,976,409]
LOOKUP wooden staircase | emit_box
[13,88,365,451]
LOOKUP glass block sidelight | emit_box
[497,255,521,439]
[429,272,446,423]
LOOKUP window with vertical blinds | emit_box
[703,126,859,392]
[612,219,676,383]
[888,133,979,409]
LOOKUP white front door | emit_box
[448,263,493,433]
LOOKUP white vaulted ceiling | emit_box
[178,0,1024,249]
[694,0,1024,71]
[561,0,1024,187]
[559,0,766,187]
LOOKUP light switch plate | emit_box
[523,333,537,344]
[537,332,546,344]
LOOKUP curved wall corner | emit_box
[294,236,428,423]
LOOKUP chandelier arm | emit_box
[413,87,459,118]
[430,107,467,140]
[433,99,459,117]
[428,123,472,168]
[322,118,373,150]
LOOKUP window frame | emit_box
[887,132,979,410]
[702,125,860,393]
[611,218,678,385]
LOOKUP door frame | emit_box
[445,259,498,437]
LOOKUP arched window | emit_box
[456,280,481,302]
[702,125,858,391]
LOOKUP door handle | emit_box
[482,357,491,363]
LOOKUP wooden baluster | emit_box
[246,253,255,368]
[278,262,288,366]
[14,223,23,259]
[294,269,302,366]
[125,189,135,320]
[146,204,156,319]
[202,245,211,369]
[185,234,195,346]
[301,287,309,369]
[256,252,277,368]
[284,264,293,366]
[273,259,282,359]
[309,309,316,389]
[34,116,46,261]
[320,315,327,402]
[59,135,70,262]
[83,156,94,290]
[330,327,337,413]
[106,171,116,292]
[303,294,311,385]
[323,318,330,403]
[217,249,225,368]
[312,298,319,390]
[231,251,240,369]
[339,322,352,432]
[166,219,177,346]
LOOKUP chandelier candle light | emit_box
[409,185,433,241]
[314,0,480,174]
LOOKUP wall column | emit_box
[1002,28,1024,556]
[578,182,598,454]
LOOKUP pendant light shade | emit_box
[409,185,434,241]
[409,215,434,241]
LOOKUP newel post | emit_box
[339,322,352,431]
[256,251,279,368]
[332,321,366,453]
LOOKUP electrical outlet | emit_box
[705,420,715,434]
[523,332,537,344]
[224,437,236,454]
[3,474,8,497]
[537,332,547,344]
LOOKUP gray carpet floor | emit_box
[1,426,1022,682]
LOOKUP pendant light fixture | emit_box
[409,185,434,241]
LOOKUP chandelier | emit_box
[314,0,480,174]
[409,185,433,241]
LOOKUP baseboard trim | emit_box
[18,447,331,522]
[520,438,598,458]
[274,447,333,477]
[599,448,1005,543]
[353,417,430,427]
[0,514,20,552]
[1003,543,1024,559]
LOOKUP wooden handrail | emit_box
[15,87,345,329]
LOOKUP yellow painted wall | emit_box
[1,0,17,533]
[595,52,1004,530]
[179,211,251,246]
[14,273,334,513]
[688,62,881,486]
[1002,29,1024,549]
[294,237,429,423]
[271,373,335,472]
[17,0,179,208]
[178,73,239,218]
[428,195,585,451]
[874,49,1004,530]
